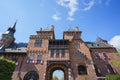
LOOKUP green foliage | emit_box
[105,75,120,80]
[117,49,120,56]
[0,57,16,80]
[110,60,120,67]
[53,76,59,80]
[61,76,64,80]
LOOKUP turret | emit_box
[6,21,16,36]
[0,21,16,49]
[63,26,82,41]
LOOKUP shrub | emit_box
[0,57,15,80]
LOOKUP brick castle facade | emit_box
[0,22,120,80]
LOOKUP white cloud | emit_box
[56,0,78,20]
[82,0,95,11]
[67,17,74,21]
[52,14,61,21]
[109,35,120,49]
[55,0,111,21]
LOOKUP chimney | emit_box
[50,25,54,31]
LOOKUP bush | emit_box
[0,57,15,80]
[105,75,120,80]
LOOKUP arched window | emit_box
[103,53,109,60]
[95,53,101,60]
[78,65,87,75]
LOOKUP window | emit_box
[95,53,101,60]
[97,44,99,46]
[103,53,109,60]
[50,50,54,57]
[78,65,87,75]
[76,51,86,60]
[29,54,34,64]
[94,64,101,76]
[103,53,108,58]
[74,43,80,48]
[56,50,60,57]
[34,39,42,47]
[62,50,65,57]
[37,54,42,64]
[106,64,115,74]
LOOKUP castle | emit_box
[0,22,120,80]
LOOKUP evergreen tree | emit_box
[0,57,15,80]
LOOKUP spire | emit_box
[11,20,17,33]
[12,20,17,31]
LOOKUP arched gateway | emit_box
[45,61,69,80]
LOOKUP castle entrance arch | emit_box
[45,61,69,80]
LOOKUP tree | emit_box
[105,75,120,80]
[61,76,64,80]
[117,49,120,56]
[0,57,15,80]
[53,76,59,80]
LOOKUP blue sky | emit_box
[0,0,120,49]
